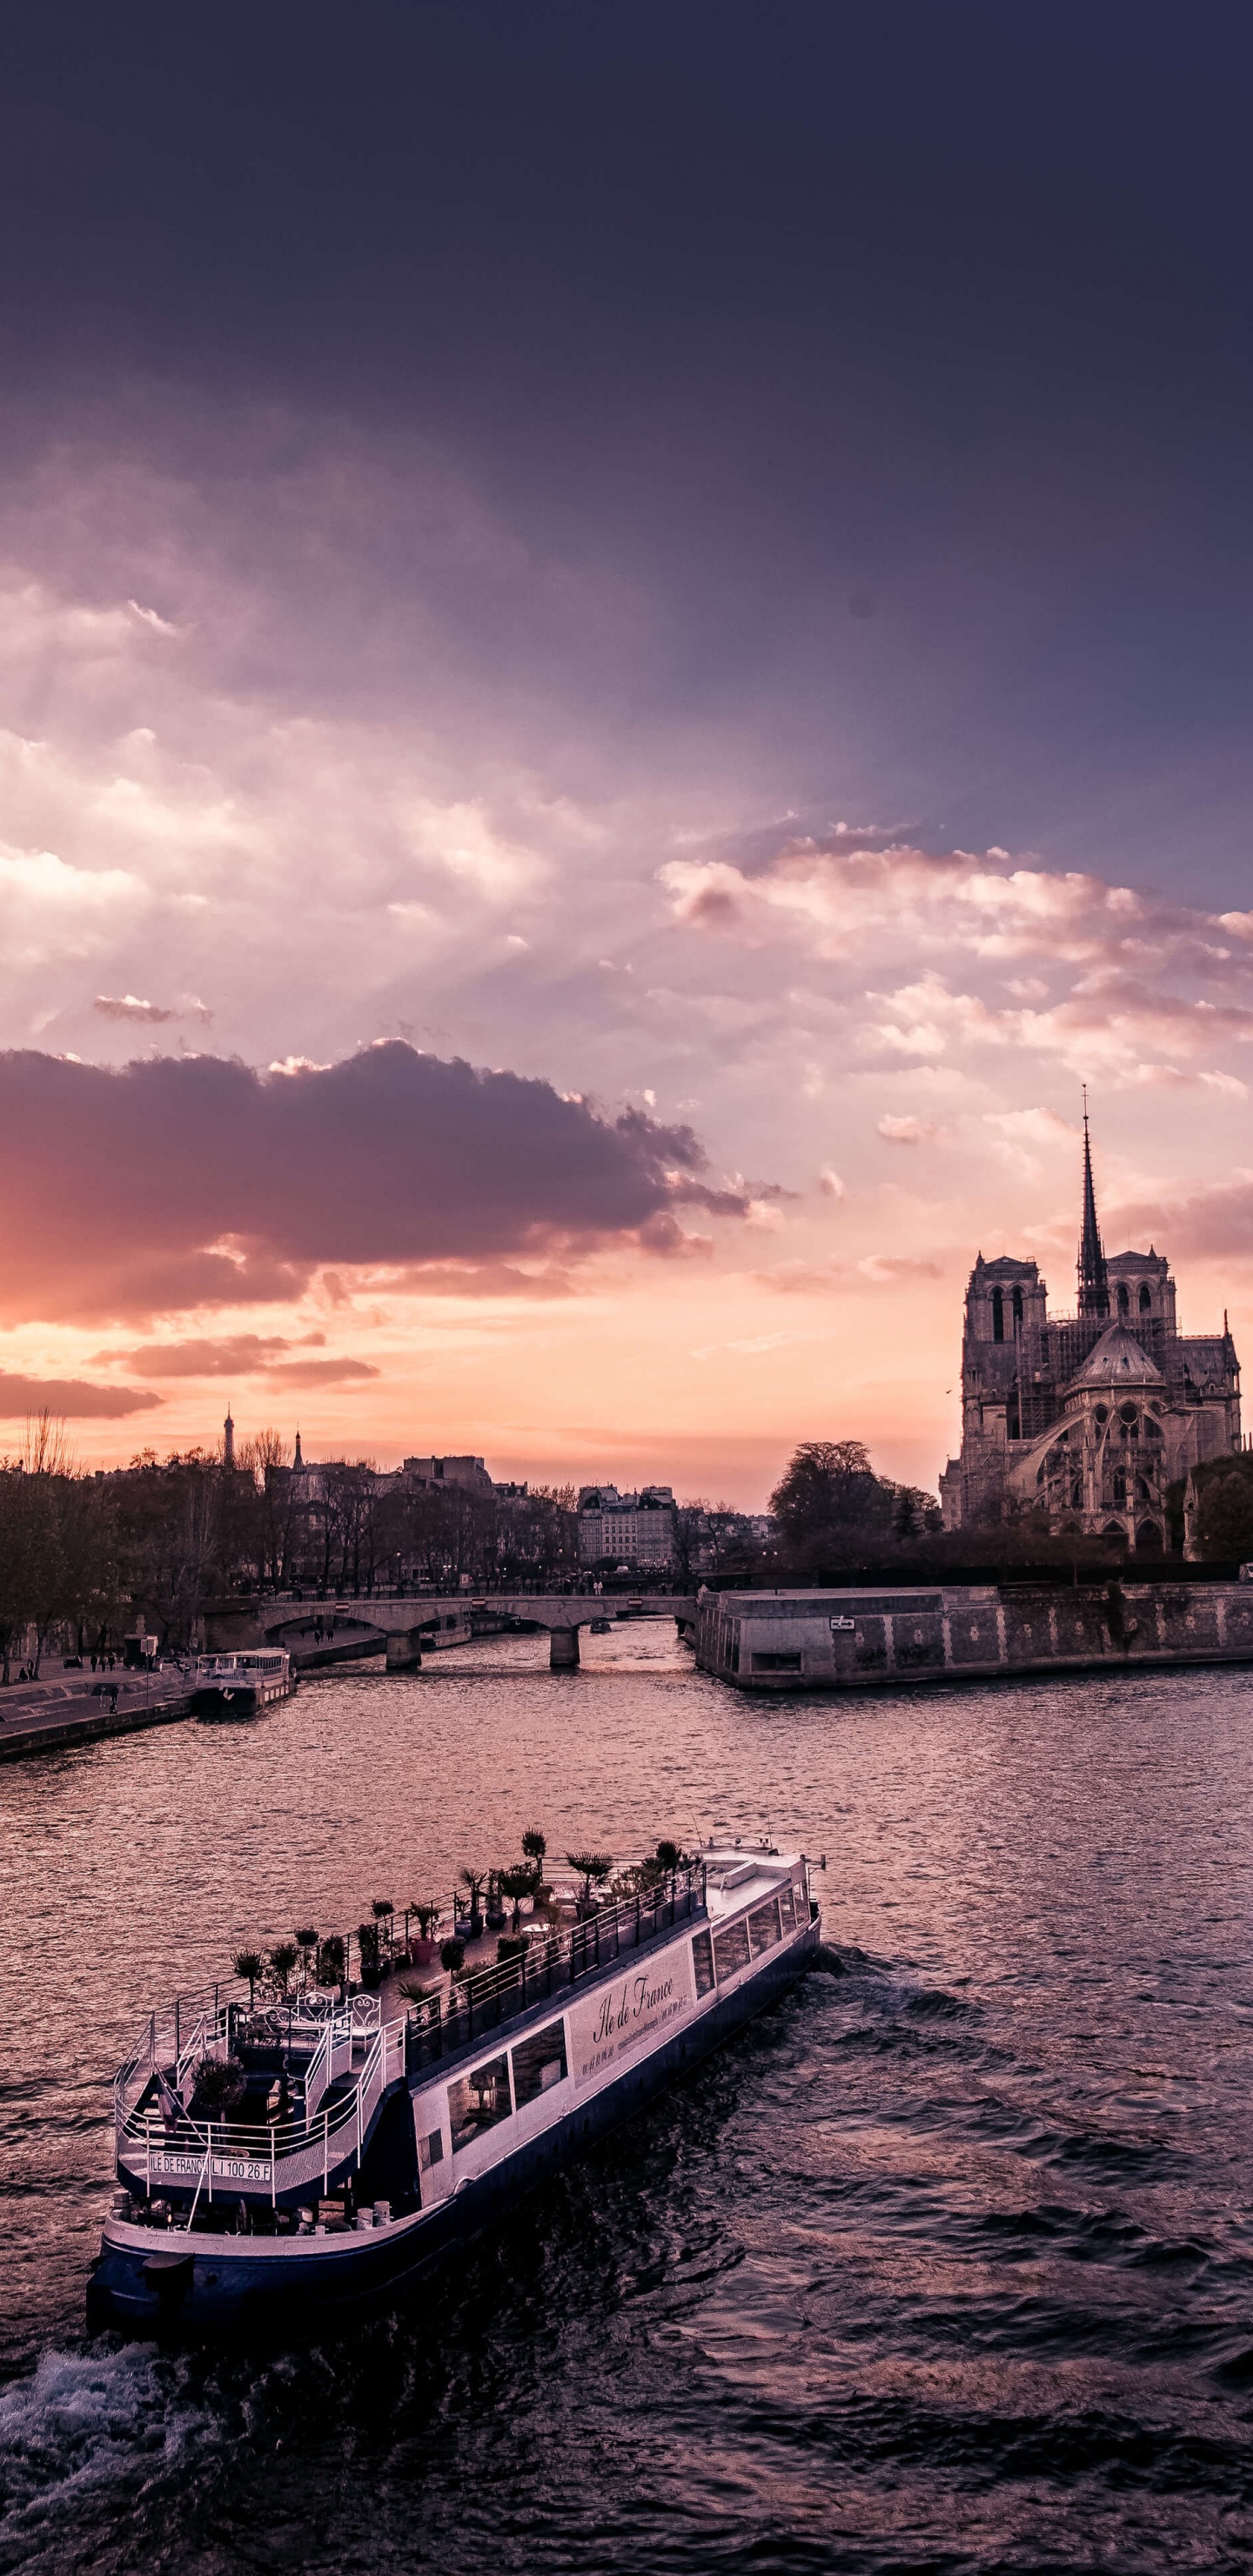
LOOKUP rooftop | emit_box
[1067,1323,1166,1390]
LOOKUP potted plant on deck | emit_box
[496,1865,537,1962]
[409,1902,440,1966]
[231,1948,265,2009]
[191,2055,245,2123]
[566,1851,613,1919]
[458,1869,486,1942]
[269,1941,298,1997]
[357,1921,383,1987]
[521,1825,549,1905]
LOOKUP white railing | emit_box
[122,2014,408,2203]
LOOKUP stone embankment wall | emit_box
[696,1581,1253,1692]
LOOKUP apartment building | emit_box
[577,1484,676,1568]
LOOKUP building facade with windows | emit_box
[577,1485,676,1568]
[939,1117,1241,1551]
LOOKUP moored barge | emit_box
[192,1648,294,1721]
[89,1843,819,2332]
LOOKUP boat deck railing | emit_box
[405,1863,707,2074]
[117,2009,406,2205]
[113,1866,707,2198]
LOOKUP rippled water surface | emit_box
[3,1628,1253,2573]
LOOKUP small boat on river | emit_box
[88,1841,820,2333]
[191,1649,294,1721]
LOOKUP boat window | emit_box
[714,1918,751,1981]
[751,1652,802,1674]
[692,1929,715,1996]
[511,2021,567,2107]
[417,2127,443,2171]
[749,1897,782,1955]
[449,2053,513,2150]
[777,1883,795,1932]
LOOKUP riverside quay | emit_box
[694,1580,1253,1691]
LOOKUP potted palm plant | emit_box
[410,1902,440,1964]
[294,1926,318,1986]
[231,1948,265,2009]
[458,1868,486,1942]
[269,1941,298,1996]
[497,1865,536,1959]
[566,1851,613,1917]
[522,1824,548,1902]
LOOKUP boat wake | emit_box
[0,2345,204,2574]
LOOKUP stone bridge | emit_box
[209,1592,699,1671]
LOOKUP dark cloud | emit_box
[0,1043,745,1324]
[0,1374,158,1419]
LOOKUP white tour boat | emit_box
[88,1841,820,2333]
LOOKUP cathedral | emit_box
[939,1117,1241,1549]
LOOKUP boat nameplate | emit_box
[569,1939,695,2089]
[144,2152,272,2184]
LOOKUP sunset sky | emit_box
[3,5,1252,1501]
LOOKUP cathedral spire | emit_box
[1077,1086,1109,1318]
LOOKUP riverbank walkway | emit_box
[0,1672,195,1762]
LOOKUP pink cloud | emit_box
[660,835,1253,979]
[1109,1171,1253,1263]
[104,1333,325,1377]
[0,1373,158,1419]
[877,1113,942,1144]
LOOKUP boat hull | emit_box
[88,1918,819,2334]
[194,1684,265,1720]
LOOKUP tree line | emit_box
[0,1422,586,1674]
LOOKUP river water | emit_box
[3,1627,1253,2573]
